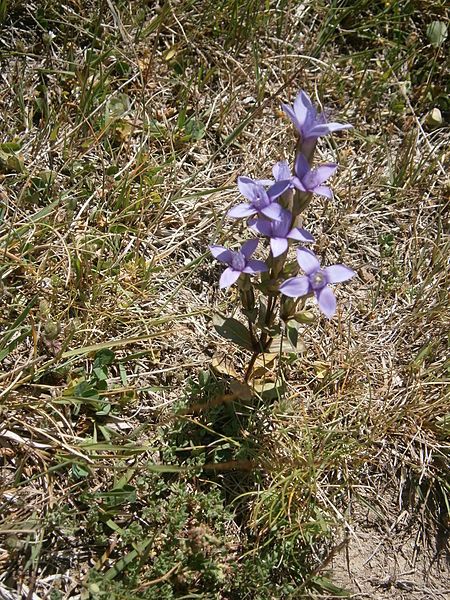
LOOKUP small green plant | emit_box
[62,349,116,416]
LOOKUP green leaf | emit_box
[105,93,130,122]
[118,363,128,386]
[92,366,108,381]
[103,538,153,581]
[72,463,90,479]
[311,575,350,597]
[184,117,205,141]
[427,21,447,48]
[94,484,137,506]
[93,348,115,368]
[0,328,32,361]
[5,197,62,241]
[0,1,8,25]
[73,380,99,400]
[293,310,315,324]
[1,142,22,153]
[257,297,268,329]
[97,424,112,440]
[31,170,56,189]
[213,314,254,351]
[95,402,111,416]
[97,379,108,391]
[287,323,298,349]
[6,154,25,173]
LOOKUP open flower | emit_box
[209,239,268,289]
[228,176,283,221]
[282,90,352,141]
[279,248,355,318]
[269,156,338,200]
[249,208,314,257]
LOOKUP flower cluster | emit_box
[210,90,355,320]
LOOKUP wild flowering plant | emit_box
[210,90,355,384]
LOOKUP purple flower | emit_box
[269,156,338,200]
[281,90,352,141]
[228,176,283,221]
[209,239,268,289]
[279,248,355,318]
[249,208,314,257]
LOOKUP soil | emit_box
[330,503,450,599]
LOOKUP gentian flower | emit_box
[282,90,352,141]
[210,239,268,289]
[249,208,314,257]
[279,248,355,318]
[228,176,283,221]
[269,156,338,200]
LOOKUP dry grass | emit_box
[0,0,449,598]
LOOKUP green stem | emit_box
[244,292,278,383]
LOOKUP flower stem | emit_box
[244,292,277,383]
